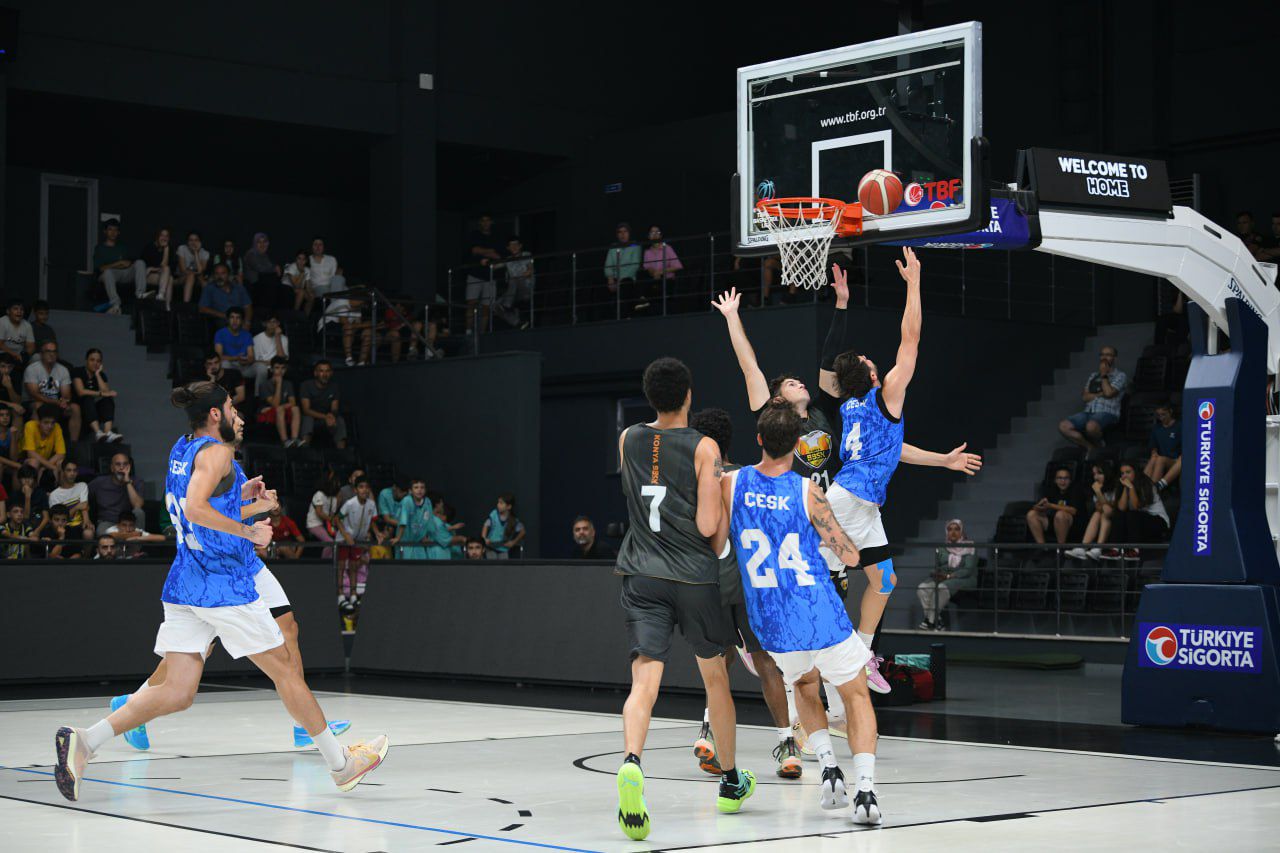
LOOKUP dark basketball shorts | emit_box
[722,599,763,654]
[620,574,727,662]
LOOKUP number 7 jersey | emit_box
[729,465,854,652]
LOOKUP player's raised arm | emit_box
[806,478,859,568]
[881,247,921,418]
[900,441,983,476]
[817,263,851,399]
[185,442,272,545]
[694,435,725,545]
[711,288,771,410]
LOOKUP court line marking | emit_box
[646,782,1280,851]
[0,792,342,852]
[1,767,602,853]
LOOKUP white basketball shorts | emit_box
[819,482,888,573]
[770,631,873,688]
[253,565,291,611]
[153,597,284,660]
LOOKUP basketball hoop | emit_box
[754,197,863,290]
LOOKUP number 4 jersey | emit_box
[728,465,853,652]
[832,385,904,506]
[616,424,718,585]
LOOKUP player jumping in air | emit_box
[52,382,388,802]
[724,401,882,824]
[614,358,754,841]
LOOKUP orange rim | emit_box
[756,197,862,237]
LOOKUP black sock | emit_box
[623,753,641,768]
[722,767,740,786]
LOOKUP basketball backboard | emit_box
[735,21,986,254]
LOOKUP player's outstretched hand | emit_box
[247,520,274,547]
[830,263,849,307]
[895,246,921,285]
[944,442,982,476]
[711,288,742,317]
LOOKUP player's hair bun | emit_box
[171,386,196,408]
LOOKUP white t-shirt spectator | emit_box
[105,523,155,536]
[1142,491,1170,525]
[340,495,376,540]
[23,360,71,403]
[309,254,339,293]
[48,481,89,527]
[0,317,34,355]
[307,490,336,530]
[253,331,289,363]
[283,261,310,286]
[177,245,210,273]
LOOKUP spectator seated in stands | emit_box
[481,492,526,559]
[1234,211,1264,261]
[72,348,123,443]
[465,215,504,333]
[0,354,24,416]
[94,534,118,560]
[495,236,535,330]
[198,262,253,326]
[1058,344,1127,450]
[464,536,486,560]
[1104,462,1170,560]
[0,406,21,487]
[1,501,35,558]
[1025,466,1085,547]
[47,459,91,540]
[916,519,977,631]
[178,231,210,305]
[1144,401,1182,492]
[214,308,255,374]
[251,314,289,387]
[308,237,345,303]
[640,225,683,312]
[1066,462,1118,560]
[203,352,247,407]
[257,356,301,447]
[306,469,341,557]
[260,504,305,561]
[338,477,380,603]
[244,232,290,313]
[14,465,48,527]
[384,298,425,362]
[299,360,346,448]
[106,514,164,558]
[30,301,56,353]
[211,238,244,285]
[89,452,145,536]
[0,298,35,362]
[36,504,77,559]
[283,249,314,315]
[336,467,366,508]
[570,515,614,559]
[139,227,178,307]
[93,219,147,315]
[24,342,81,441]
[602,222,642,318]
[22,406,67,491]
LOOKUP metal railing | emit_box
[316,286,436,365]
[883,540,1171,641]
[444,233,1101,337]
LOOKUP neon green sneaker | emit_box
[617,761,651,840]
[716,768,757,813]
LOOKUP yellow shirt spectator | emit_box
[22,418,65,459]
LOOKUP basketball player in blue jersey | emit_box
[52,381,388,802]
[723,402,882,824]
[107,460,352,752]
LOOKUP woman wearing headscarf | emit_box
[917,518,978,630]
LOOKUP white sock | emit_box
[857,630,875,651]
[312,726,347,772]
[853,752,876,791]
[824,682,846,719]
[785,684,798,725]
[84,719,115,752]
[702,707,710,724]
[808,728,838,769]
[776,727,791,742]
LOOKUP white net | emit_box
[754,199,845,290]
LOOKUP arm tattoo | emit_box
[713,455,724,481]
[811,489,858,564]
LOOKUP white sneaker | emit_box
[54,726,96,802]
[819,766,849,810]
[1086,548,1102,560]
[331,735,390,791]
[852,787,882,825]
[106,431,124,443]
[1065,547,1087,559]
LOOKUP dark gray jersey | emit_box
[616,424,718,585]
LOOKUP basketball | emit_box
[858,169,904,216]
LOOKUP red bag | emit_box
[906,667,934,701]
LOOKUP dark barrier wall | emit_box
[339,352,542,557]
[3,562,344,683]
[483,303,1089,554]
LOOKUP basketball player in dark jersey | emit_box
[688,407,803,780]
[614,358,755,841]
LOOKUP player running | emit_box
[724,401,882,824]
[615,358,754,841]
[52,382,388,802]
[688,407,803,780]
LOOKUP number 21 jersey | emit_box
[729,466,853,652]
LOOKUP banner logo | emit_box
[1137,622,1262,673]
[1194,398,1214,555]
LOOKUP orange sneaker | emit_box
[692,722,721,775]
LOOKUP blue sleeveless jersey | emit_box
[233,459,267,574]
[832,386,904,505]
[729,466,854,653]
[161,436,259,607]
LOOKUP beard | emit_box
[218,418,238,443]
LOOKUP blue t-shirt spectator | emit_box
[214,327,253,358]
[199,280,251,317]
[1149,417,1181,458]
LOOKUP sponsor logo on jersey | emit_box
[795,429,832,470]
[743,491,792,510]
[1138,622,1261,673]
[1195,398,1214,555]
[169,459,189,476]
